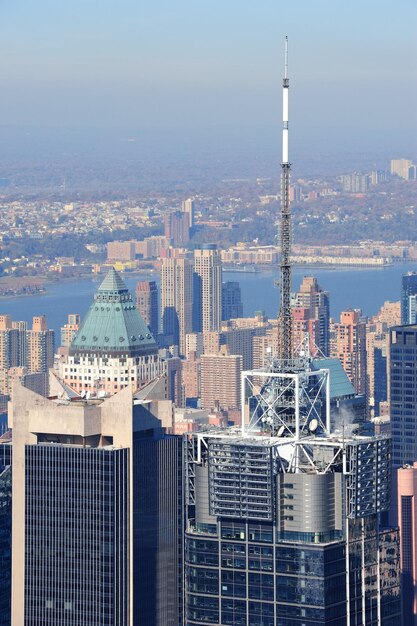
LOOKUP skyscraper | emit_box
[59,268,164,395]
[183,364,401,626]
[26,316,54,375]
[60,314,81,348]
[389,324,417,468]
[331,309,367,397]
[182,198,195,228]
[0,432,11,626]
[401,271,417,324]
[194,245,222,333]
[200,347,242,410]
[222,281,243,321]
[397,463,417,626]
[160,257,194,355]
[292,276,330,356]
[164,210,190,247]
[136,280,159,338]
[10,382,183,626]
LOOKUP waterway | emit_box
[0,262,416,333]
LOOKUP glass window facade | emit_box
[0,464,11,626]
[24,445,129,626]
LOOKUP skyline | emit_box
[0,1,416,167]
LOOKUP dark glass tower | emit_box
[221,282,243,321]
[11,383,183,626]
[401,272,417,325]
[389,324,417,467]
[0,435,11,626]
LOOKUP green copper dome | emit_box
[70,268,158,357]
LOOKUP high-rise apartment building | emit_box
[1,315,53,400]
[160,257,194,355]
[200,348,242,410]
[164,210,190,247]
[136,280,159,338]
[341,172,370,192]
[397,463,417,626]
[331,309,367,397]
[0,315,20,370]
[182,198,195,228]
[182,351,201,402]
[107,240,136,261]
[292,276,330,356]
[60,314,81,347]
[222,282,243,321]
[59,268,164,395]
[401,271,417,324]
[26,316,54,374]
[10,382,183,626]
[391,158,417,181]
[194,245,222,333]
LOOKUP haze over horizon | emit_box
[0,0,416,173]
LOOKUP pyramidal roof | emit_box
[70,268,158,357]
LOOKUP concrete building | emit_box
[222,281,243,321]
[9,382,183,626]
[291,276,330,356]
[160,257,194,355]
[26,316,54,375]
[136,280,159,338]
[340,172,370,193]
[60,314,81,348]
[185,332,204,359]
[107,240,136,261]
[134,235,167,259]
[397,463,417,626]
[194,245,222,333]
[164,210,190,247]
[391,158,416,181]
[182,198,195,228]
[200,348,242,410]
[59,268,165,396]
[182,351,201,403]
[331,309,367,398]
[0,315,20,370]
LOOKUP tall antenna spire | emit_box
[279,35,292,361]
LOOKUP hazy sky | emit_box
[0,0,416,163]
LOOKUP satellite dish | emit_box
[309,418,319,433]
[86,391,91,400]
[80,390,86,399]
[277,425,285,437]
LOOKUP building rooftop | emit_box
[70,267,157,357]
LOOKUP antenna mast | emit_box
[279,35,292,362]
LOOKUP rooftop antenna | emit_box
[278,35,292,362]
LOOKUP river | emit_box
[0,262,416,332]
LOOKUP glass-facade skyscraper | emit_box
[183,362,402,626]
[10,382,183,626]
[401,272,417,325]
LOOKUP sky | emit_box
[0,0,416,166]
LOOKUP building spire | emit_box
[279,35,292,361]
